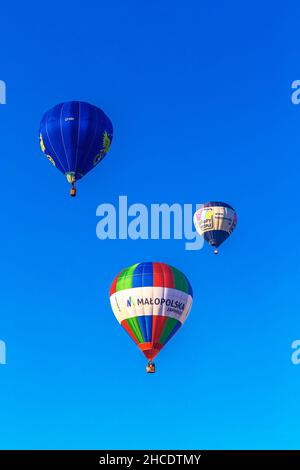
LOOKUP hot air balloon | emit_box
[194,202,237,254]
[39,101,113,196]
[109,262,193,373]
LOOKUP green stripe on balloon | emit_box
[159,317,178,345]
[171,266,189,293]
[116,263,138,291]
[127,317,144,343]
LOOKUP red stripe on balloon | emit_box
[160,263,175,288]
[151,316,167,344]
[153,262,164,287]
[109,272,120,296]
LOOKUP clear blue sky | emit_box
[0,0,299,450]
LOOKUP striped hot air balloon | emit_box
[109,262,193,373]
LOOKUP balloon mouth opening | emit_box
[139,343,162,361]
[208,241,219,254]
[66,173,77,196]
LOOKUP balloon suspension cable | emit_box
[70,179,76,197]
[214,248,219,255]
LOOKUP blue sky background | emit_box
[0,0,299,450]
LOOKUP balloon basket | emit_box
[70,186,76,197]
[146,362,156,373]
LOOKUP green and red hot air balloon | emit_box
[109,262,193,373]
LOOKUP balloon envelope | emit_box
[110,262,193,361]
[39,101,113,185]
[194,202,237,249]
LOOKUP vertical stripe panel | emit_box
[159,317,179,345]
[126,317,144,344]
[171,266,188,293]
[109,272,120,296]
[152,316,167,344]
[137,315,152,343]
[153,262,164,287]
[121,319,139,345]
[142,262,154,287]
[160,263,174,288]
[162,321,181,345]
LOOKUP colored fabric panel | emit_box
[111,262,193,296]
[121,319,139,345]
[152,316,167,345]
[137,315,153,343]
[159,317,180,345]
[170,266,188,293]
[160,263,175,289]
[126,317,144,344]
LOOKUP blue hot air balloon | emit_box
[39,101,113,196]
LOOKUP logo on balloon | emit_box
[127,296,135,307]
[127,296,185,312]
[39,134,56,167]
[93,132,112,166]
[197,208,214,231]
